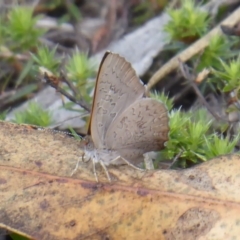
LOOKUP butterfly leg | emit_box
[70,153,84,176]
[110,156,145,171]
[99,160,112,182]
[92,159,99,182]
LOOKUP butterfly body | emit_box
[83,136,122,166]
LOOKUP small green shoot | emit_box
[160,108,238,168]
[204,134,239,159]
[164,0,210,43]
[212,56,240,93]
[68,127,82,140]
[32,46,61,74]
[7,7,45,50]
[161,109,212,167]
[66,50,96,103]
[66,50,95,82]
[15,59,34,88]
[13,102,53,127]
[197,34,236,71]
[7,84,39,103]
[0,6,47,99]
[150,91,174,110]
[0,110,7,120]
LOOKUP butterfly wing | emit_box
[89,52,145,148]
[105,98,169,163]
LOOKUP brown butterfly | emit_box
[79,51,169,181]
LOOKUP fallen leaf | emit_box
[1,121,240,240]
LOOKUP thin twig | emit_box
[50,113,90,129]
[43,72,91,112]
[168,150,183,169]
[178,59,228,122]
[60,71,79,97]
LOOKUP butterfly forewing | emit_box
[90,52,145,149]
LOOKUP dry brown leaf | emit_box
[1,121,240,240]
